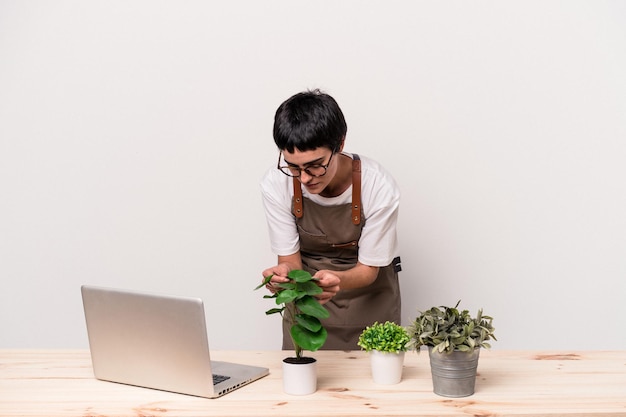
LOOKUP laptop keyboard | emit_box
[213,374,231,385]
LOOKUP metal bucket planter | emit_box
[428,347,480,397]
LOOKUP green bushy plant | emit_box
[358,321,410,353]
[407,301,496,353]
[255,270,329,360]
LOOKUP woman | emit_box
[260,89,402,350]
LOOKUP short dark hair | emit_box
[273,89,347,153]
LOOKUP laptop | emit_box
[81,285,269,398]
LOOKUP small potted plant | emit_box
[407,300,496,397]
[358,321,409,385]
[255,269,329,395]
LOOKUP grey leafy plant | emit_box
[407,301,496,353]
[255,270,329,360]
[358,321,410,353]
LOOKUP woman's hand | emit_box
[261,264,291,293]
[260,263,341,304]
[313,270,341,304]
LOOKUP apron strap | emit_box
[351,154,362,225]
[292,175,303,218]
[292,153,362,225]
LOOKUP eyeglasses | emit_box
[277,151,335,178]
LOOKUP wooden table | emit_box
[1,350,625,416]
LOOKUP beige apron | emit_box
[283,154,401,351]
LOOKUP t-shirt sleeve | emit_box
[260,169,300,256]
[357,160,401,267]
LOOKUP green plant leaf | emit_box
[278,282,296,290]
[265,307,284,315]
[288,269,314,283]
[295,314,322,333]
[467,336,476,349]
[291,324,327,352]
[295,280,323,296]
[452,336,466,345]
[296,296,330,319]
[254,274,274,290]
[275,289,299,305]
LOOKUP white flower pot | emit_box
[282,357,317,395]
[369,350,405,385]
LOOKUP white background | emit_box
[1,1,625,350]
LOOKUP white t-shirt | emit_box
[260,153,400,267]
